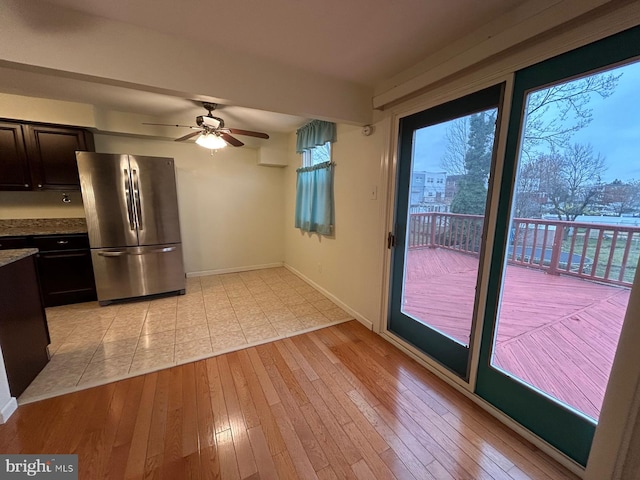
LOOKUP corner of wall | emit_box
[0,397,17,424]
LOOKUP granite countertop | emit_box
[0,218,87,237]
[0,248,39,268]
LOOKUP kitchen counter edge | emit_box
[0,218,87,237]
[0,249,39,268]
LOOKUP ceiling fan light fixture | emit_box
[195,132,227,150]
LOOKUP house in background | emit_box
[411,171,448,213]
[0,0,639,478]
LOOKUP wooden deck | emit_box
[403,247,631,420]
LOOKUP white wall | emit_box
[0,93,95,128]
[283,123,387,328]
[94,134,286,275]
[0,345,17,423]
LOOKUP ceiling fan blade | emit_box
[227,128,269,139]
[142,122,195,128]
[220,133,244,147]
[175,131,202,142]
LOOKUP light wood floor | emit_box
[0,321,578,480]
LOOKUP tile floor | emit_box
[19,267,353,404]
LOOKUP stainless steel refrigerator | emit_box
[76,152,186,305]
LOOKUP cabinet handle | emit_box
[56,240,69,245]
[24,184,29,188]
[37,184,42,188]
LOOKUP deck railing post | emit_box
[548,224,564,276]
[429,213,437,248]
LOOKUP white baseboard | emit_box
[283,264,374,330]
[0,397,17,423]
[187,262,284,277]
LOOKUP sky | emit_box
[412,60,640,183]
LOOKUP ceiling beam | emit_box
[0,0,373,125]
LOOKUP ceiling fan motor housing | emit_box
[196,115,222,129]
[143,101,267,146]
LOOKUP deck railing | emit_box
[408,212,640,287]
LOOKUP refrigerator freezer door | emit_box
[77,152,139,248]
[91,244,186,304]
[129,155,182,246]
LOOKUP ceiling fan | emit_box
[143,102,269,149]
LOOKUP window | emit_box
[302,141,332,167]
[295,120,337,235]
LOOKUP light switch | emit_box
[370,186,378,200]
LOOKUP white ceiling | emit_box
[1,0,529,134]
[0,65,307,134]
[39,0,527,87]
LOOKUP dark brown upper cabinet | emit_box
[0,120,95,191]
[0,121,31,190]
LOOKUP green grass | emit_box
[561,230,639,284]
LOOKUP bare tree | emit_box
[514,160,547,218]
[602,179,640,215]
[521,72,621,160]
[440,117,470,175]
[308,142,331,165]
[543,143,606,221]
[442,71,620,170]
[439,70,620,221]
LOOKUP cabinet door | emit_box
[37,249,97,307]
[0,236,30,250]
[0,121,31,190]
[0,255,49,398]
[26,125,94,190]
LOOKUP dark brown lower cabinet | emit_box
[0,234,97,307]
[37,248,96,307]
[0,255,50,398]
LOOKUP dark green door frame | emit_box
[389,84,504,379]
[475,25,640,467]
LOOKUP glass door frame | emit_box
[475,25,640,467]
[386,83,506,381]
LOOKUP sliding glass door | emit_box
[388,84,503,379]
[388,25,640,467]
[476,26,640,466]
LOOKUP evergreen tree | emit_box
[450,112,495,215]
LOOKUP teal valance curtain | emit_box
[295,161,334,235]
[296,120,336,153]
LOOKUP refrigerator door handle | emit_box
[132,169,143,231]
[150,246,177,254]
[123,169,136,231]
[98,250,127,257]
[127,246,177,255]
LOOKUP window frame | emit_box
[302,141,332,167]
